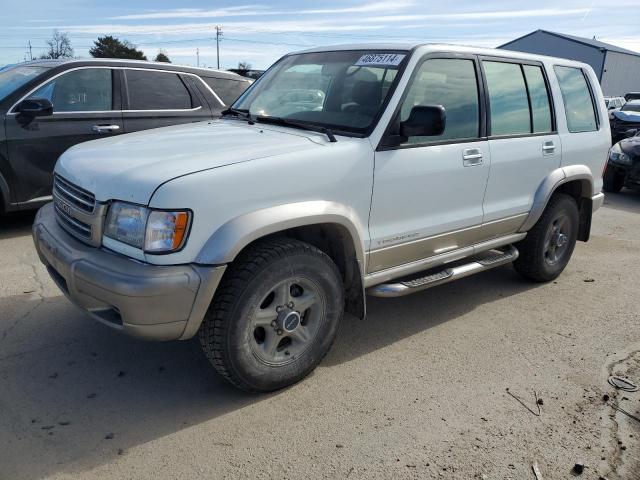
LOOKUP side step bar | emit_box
[366,245,519,298]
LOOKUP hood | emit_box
[619,136,640,158]
[613,110,640,123]
[55,120,326,204]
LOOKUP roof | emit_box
[499,30,640,57]
[289,43,592,68]
[7,58,249,81]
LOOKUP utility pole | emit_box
[28,40,33,61]
[215,25,223,70]
[196,48,200,67]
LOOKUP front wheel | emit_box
[199,238,344,393]
[514,193,579,282]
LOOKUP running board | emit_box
[366,245,519,298]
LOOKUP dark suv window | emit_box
[29,68,113,112]
[554,66,598,133]
[202,77,248,105]
[126,70,193,110]
[399,58,480,143]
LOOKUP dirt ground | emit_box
[1,191,639,480]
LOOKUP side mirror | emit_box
[400,105,446,138]
[15,98,53,118]
[624,128,638,138]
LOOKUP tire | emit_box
[514,193,579,282]
[199,238,344,393]
[603,166,624,193]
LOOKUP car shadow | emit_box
[0,210,37,240]
[0,263,539,479]
[602,189,640,214]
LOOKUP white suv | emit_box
[33,44,609,392]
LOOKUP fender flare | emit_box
[519,165,594,232]
[195,200,368,269]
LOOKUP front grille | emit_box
[53,175,96,213]
[52,175,105,246]
[54,203,92,239]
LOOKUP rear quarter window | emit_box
[554,66,598,133]
[202,77,249,105]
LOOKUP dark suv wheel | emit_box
[199,238,344,393]
[603,166,624,193]
[514,193,579,282]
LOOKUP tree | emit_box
[154,50,171,63]
[89,36,147,60]
[237,61,252,71]
[40,30,74,59]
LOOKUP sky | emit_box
[2,0,639,70]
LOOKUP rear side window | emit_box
[523,65,552,133]
[554,66,598,133]
[483,61,530,136]
[29,68,112,112]
[399,58,480,143]
[126,70,193,110]
[202,77,249,105]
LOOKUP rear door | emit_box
[5,67,122,204]
[480,58,561,237]
[122,69,212,133]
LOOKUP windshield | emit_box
[622,102,640,113]
[232,50,408,135]
[0,65,51,103]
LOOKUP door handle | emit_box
[462,148,483,167]
[92,124,120,133]
[542,141,555,155]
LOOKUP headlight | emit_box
[609,144,632,166]
[104,202,191,253]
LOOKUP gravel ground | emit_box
[0,191,639,480]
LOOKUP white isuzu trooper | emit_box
[33,44,609,392]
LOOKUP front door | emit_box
[368,56,490,273]
[5,67,122,204]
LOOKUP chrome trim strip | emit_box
[363,232,526,288]
[23,195,53,203]
[8,65,228,114]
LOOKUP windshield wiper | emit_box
[221,107,251,120]
[255,116,337,143]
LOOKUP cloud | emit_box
[109,1,416,20]
[363,8,591,22]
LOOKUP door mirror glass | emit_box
[15,97,53,117]
[400,105,446,138]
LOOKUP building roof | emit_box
[499,30,640,57]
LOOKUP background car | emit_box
[604,132,640,192]
[610,99,640,144]
[0,59,251,213]
[605,96,625,118]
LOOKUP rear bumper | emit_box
[32,203,226,341]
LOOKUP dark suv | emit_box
[0,59,251,212]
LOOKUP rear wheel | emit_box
[603,166,624,193]
[514,193,579,282]
[199,238,344,393]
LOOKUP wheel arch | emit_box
[196,201,368,319]
[520,165,595,240]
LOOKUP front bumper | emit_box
[32,203,226,341]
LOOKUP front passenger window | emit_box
[28,68,113,112]
[399,58,480,144]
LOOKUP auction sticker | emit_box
[355,53,406,67]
